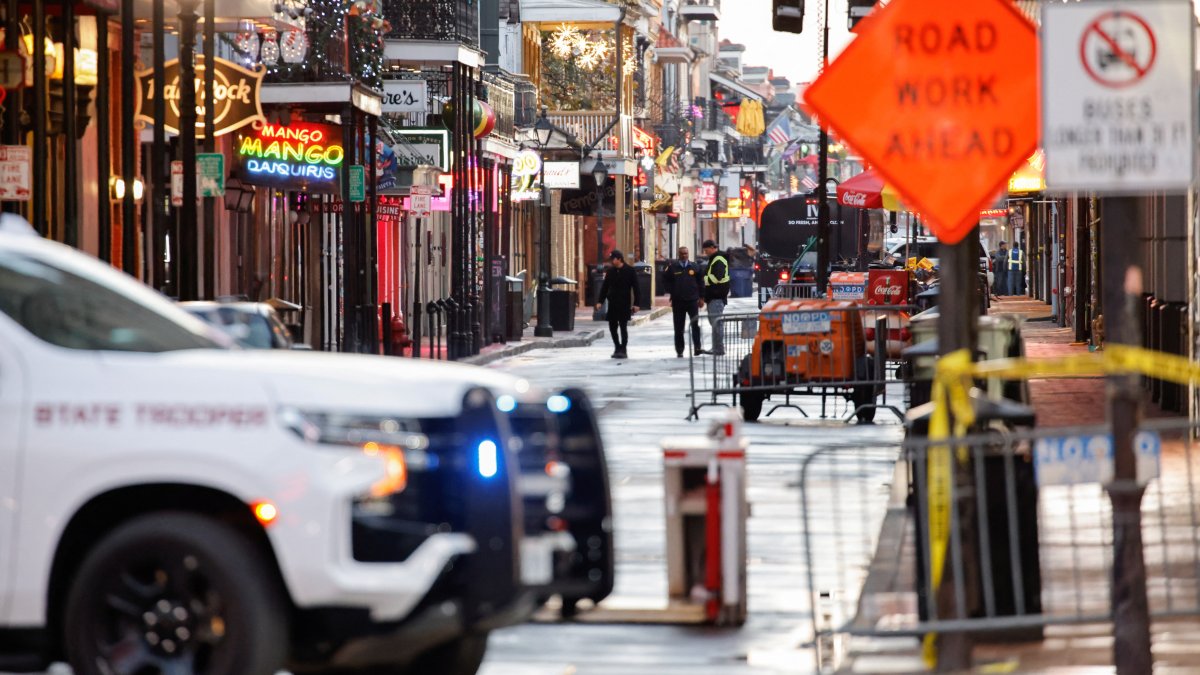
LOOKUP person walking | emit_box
[595,250,641,359]
[992,241,1009,298]
[701,240,730,356]
[666,246,705,357]
[1008,238,1026,296]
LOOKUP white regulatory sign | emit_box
[1042,0,1195,193]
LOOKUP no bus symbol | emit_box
[1081,10,1158,89]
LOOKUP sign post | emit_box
[197,153,224,197]
[1042,5,1194,672]
[409,185,432,217]
[0,146,31,201]
[348,165,366,203]
[804,0,1039,668]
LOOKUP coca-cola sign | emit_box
[842,191,869,207]
[867,269,909,306]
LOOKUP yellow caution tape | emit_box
[922,343,1200,667]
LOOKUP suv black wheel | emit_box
[64,512,288,675]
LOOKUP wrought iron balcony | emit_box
[265,32,354,85]
[679,0,721,22]
[384,0,480,48]
[482,71,516,139]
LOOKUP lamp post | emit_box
[533,110,555,338]
[592,158,608,320]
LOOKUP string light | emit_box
[260,31,280,65]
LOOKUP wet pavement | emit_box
[479,297,906,675]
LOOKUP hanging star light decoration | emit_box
[586,38,610,62]
[578,48,601,70]
[550,23,582,58]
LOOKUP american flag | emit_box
[800,175,818,190]
[765,114,792,147]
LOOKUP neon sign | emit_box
[511,149,542,202]
[237,122,344,191]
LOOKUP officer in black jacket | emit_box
[666,246,704,357]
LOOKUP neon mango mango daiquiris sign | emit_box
[237,122,345,191]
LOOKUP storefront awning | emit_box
[837,169,904,211]
[709,73,764,103]
[520,0,624,25]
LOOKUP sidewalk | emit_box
[461,296,672,366]
[840,296,1194,673]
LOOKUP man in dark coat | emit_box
[992,241,1009,298]
[595,250,642,359]
[666,246,704,357]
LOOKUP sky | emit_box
[717,0,858,86]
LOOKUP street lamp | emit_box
[533,109,555,338]
[591,157,609,320]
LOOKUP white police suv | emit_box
[0,216,613,675]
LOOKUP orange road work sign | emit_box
[804,0,1039,244]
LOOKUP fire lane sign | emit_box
[803,0,1039,244]
[1043,0,1195,193]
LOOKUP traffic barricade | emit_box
[798,418,1200,673]
[687,301,914,424]
[662,410,749,626]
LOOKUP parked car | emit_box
[181,300,300,350]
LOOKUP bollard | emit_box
[661,409,749,626]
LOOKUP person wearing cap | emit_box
[595,249,642,359]
[701,240,730,356]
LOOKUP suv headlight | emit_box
[278,407,431,496]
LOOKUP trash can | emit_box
[906,397,1042,643]
[634,262,652,308]
[549,276,578,332]
[662,410,748,626]
[730,268,753,298]
[505,276,524,342]
[587,265,606,307]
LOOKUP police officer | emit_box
[992,241,1009,298]
[701,240,730,356]
[1008,238,1025,296]
[666,246,704,357]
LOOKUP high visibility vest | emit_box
[1009,248,1024,270]
[705,254,731,285]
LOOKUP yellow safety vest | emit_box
[705,254,731,285]
[1008,248,1024,270]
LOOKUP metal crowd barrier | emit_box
[687,304,914,423]
[772,282,822,300]
[799,418,1200,672]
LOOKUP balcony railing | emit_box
[482,71,516,139]
[679,0,721,21]
[547,111,633,155]
[384,0,479,48]
[265,32,352,84]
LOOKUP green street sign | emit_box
[197,153,224,197]
[349,165,366,203]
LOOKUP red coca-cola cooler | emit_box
[867,269,911,306]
